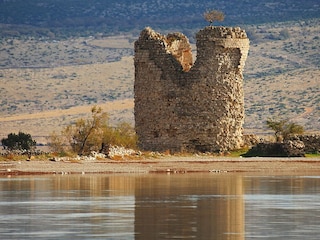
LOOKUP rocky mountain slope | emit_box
[1,0,319,38]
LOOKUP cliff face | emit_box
[134,26,250,153]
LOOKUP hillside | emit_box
[1,0,319,39]
[243,20,319,134]
[0,19,319,143]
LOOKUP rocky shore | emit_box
[1,156,320,176]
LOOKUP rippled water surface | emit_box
[0,174,320,239]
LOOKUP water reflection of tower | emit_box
[196,176,244,239]
[134,175,244,240]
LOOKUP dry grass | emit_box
[243,20,320,133]
[0,55,135,143]
[0,20,319,144]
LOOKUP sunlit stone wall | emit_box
[134,26,249,152]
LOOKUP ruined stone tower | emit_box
[134,26,249,153]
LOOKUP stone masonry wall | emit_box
[134,26,250,153]
[289,134,320,153]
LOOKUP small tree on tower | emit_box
[203,10,225,26]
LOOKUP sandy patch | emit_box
[1,156,320,176]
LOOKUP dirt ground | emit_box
[1,156,320,176]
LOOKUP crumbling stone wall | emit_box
[289,134,320,153]
[242,141,305,157]
[134,26,249,153]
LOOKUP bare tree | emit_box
[203,10,225,26]
[63,106,108,155]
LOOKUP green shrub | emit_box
[1,132,36,151]
[266,118,304,142]
[102,122,137,150]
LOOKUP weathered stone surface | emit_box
[134,26,250,153]
[242,134,261,148]
[242,141,305,157]
[100,144,139,159]
[283,140,305,157]
[289,134,320,154]
[107,145,137,159]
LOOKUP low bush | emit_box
[48,106,137,156]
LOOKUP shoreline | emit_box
[1,156,320,176]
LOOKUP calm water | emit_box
[0,174,320,239]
